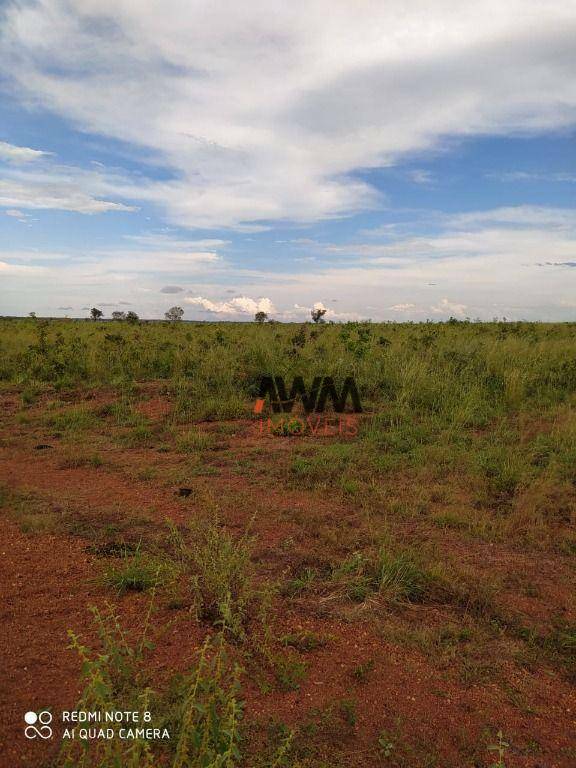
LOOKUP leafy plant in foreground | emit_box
[58,602,245,768]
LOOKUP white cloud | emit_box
[318,207,576,265]
[185,295,276,315]
[2,1,576,228]
[447,206,576,230]
[4,207,30,222]
[431,298,467,317]
[124,234,229,250]
[489,171,576,183]
[0,140,50,163]
[0,260,46,274]
[407,170,434,186]
[292,300,363,321]
[0,249,73,262]
[1,204,576,322]
[0,178,136,214]
[0,149,151,215]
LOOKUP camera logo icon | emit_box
[24,711,53,739]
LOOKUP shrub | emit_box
[59,604,243,768]
[167,520,266,640]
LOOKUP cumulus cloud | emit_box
[389,303,417,311]
[431,298,467,317]
[185,295,276,316]
[2,1,576,228]
[292,300,363,321]
[160,285,185,294]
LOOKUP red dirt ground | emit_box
[1,390,575,767]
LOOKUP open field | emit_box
[1,317,575,767]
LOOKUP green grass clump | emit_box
[175,427,214,452]
[332,546,430,603]
[376,549,430,601]
[42,406,97,433]
[289,443,359,488]
[101,547,171,594]
[282,567,317,597]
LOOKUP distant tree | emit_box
[90,307,103,320]
[28,311,37,319]
[111,310,126,320]
[254,311,268,323]
[165,306,184,322]
[311,307,327,324]
[125,311,140,324]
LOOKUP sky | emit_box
[0,0,575,322]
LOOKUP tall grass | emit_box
[4,318,576,424]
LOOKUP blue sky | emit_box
[0,0,575,321]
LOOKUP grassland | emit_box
[0,316,575,767]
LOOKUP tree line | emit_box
[88,306,329,323]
